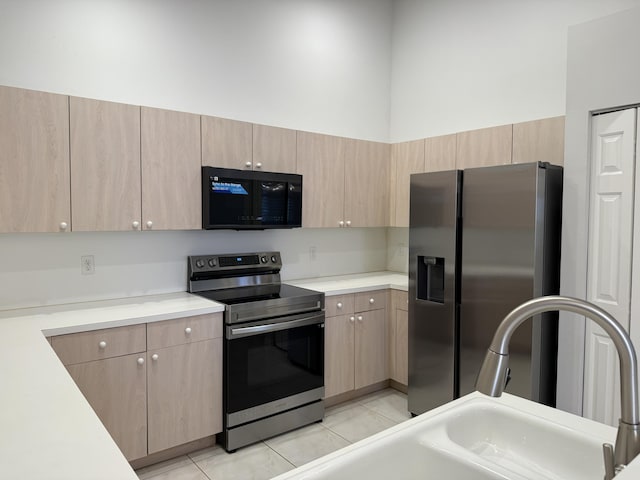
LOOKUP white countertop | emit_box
[0,292,224,480]
[288,271,408,295]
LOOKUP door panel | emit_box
[325,315,354,397]
[459,164,539,400]
[66,354,147,461]
[0,86,70,232]
[584,108,636,425]
[408,170,460,415]
[355,309,387,389]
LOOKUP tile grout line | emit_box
[189,455,213,480]
[262,440,298,470]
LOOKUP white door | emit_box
[583,108,636,426]
[630,110,640,398]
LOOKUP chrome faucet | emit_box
[475,295,640,479]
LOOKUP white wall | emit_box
[0,0,392,142]
[0,0,393,310]
[0,228,387,310]
[389,0,640,143]
[558,6,640,416]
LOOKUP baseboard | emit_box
[129,435,216,470]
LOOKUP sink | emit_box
[437,400,608,479]
[272,392,620,480]
[280,427,507,480]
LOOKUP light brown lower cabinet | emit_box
[324,291,388,398]
[389,290,409,386]
[354,308,387,389]
[147,339,222,454]
[66,353,147,461]
[53,314,223,462]
[325,313,356,397]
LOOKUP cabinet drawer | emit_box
[325,294,355,317]
[52,324,146,365]
[354,290,387,312]
[147,313,223,350]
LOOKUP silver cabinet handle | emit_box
[151,353,159,361]
[185,327,192,335]
[369,298,375,304]
[337,302,343,309]
[137,357,145,365]
[255,162,262,168]
[349,316,355,323]
[146,220,153,229]
[245,161,252,168]
[98,341,107,349]
[357,315,363,322]
[346,220,351,227]
[59,222,68,231]
[132,220,140,229]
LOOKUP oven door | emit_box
[225,311,324,427]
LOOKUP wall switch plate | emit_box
[81,255,95,275]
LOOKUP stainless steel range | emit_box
[187,251,325,452]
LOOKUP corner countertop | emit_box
[0,292,224,480]
[287,271,408,295]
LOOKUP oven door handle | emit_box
[228,313,324,338]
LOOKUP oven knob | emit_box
[208,258,217,267]
[271,255,278,263]
[261,256,268,263]
[195,259,205,268]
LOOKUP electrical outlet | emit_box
[81,255,95,275]
[309,246,317,261]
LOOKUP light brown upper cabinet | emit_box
[70,98,141,231]
[141,107,201,230]
[296,131,346,228]
[344,139,390,227]
[456,124,512,169]
[424,133,457,173]
[252,124,297,173]
[512,116,565,166]
[390,140,425,227]
[201,116,252,169]
[0,86,70,233]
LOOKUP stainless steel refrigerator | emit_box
[407,162,563,415]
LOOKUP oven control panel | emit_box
[189,251,282,275]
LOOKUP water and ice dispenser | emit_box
[417,256,445,304]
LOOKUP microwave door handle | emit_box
[229,314,324,339]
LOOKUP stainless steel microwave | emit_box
[202,167,303,229]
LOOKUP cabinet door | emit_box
[147,339,222,453]
[425,134,456,173]
[70,97,141,231]
[512,116,565,166]
[456,124,512,169]
[396,309,408,386]
[253,124,297,173]
[344,139,390,227]
[141,107,201,230]
[0,86,70,233]
[296,131,346,228]
[66,354,147,461]
[390,139,425,227]
[355,309,387,389]
[201,116,252,169]
[324,314,355,397]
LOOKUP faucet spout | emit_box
[475,295,640,476]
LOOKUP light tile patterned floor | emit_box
[136,388,410,480]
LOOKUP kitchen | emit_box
[2,1,640,479]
